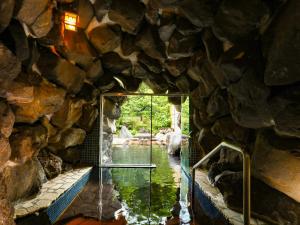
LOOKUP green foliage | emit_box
[116,83,189,135]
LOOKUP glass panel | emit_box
[181,96,190,174]
[108,95,152,165]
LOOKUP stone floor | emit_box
[195,170,268,225]
[14,167,93,219]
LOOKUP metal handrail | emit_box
[191,141,251,225]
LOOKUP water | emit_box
[110,145,189,225]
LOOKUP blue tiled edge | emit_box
[46,170,92,224]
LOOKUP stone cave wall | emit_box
[0,0,300,224]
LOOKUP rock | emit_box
[23,38,40,69]
[197,128,221,158]
[138,52,162,74]
[206,88,229,120]
[86,59,104,82]
[3,158,44,201]
[103,98,121,120]
[4,81,34,105]
[213,0,270,43]
[38,149,62,179]
[48,128,86,152]
[253,130,300,203]
[136,25,166,61]
[159,23,176,42]
[227,67,273,128]
[211,117,249,144]
[9,125,48,163]
[269,84,300,138]
[132,63,149,79]
[13,80,66,123]
[77,0,94,29]
[121,33,137,56]
[14,0,49,25]
[37,48,86,94]
[175,75,190,93]
[144,73,169,94]
[6,19,29,62]
[30,6,53,38]
[108,0,145,34]
[167,31,199,59]
[88,24,121,54]
[0,136,11,169]
[145,0,160,25]
[77,104,99,133]
[0,198,15,225]
[96,73,117,92]
[77,83,99,104]
[102,52,132,74]
[188,56,218,97]
[202,28,223,64]
[264,0,300,86]
[0,42,21,91]
[176,16,202,36]
[58,147,80,164]
[178,0,214,28]
[93,0,111,21]
[117,75,142,92]
[58,29,97,71]
[215,172,300,225]
[0,102,14,138]
[164,58,189,77]
[0,0,15,33]
[51,97,85,129]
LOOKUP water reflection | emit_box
[110,145,187,225]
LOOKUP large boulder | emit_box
[0,101,14,138]
[215,172,300,225]
[178,0,214,28]
[136,25,166,61]
[3,158,45,201]
[102,52,132,74]
[51,97,85,129]
[213,0,270,43]
[57,29,98,72]
[264,0,300,86]
[0,174,15,225]
[137,52,162,74]
[108,0,145,34]
[0,136,11,169]
[48,128,86,152]
[38,149,62,179]
[0,42,21,92]
[227,67,273,128]
[76,104,99,133]
[211,116,250,144]
[206,88,229,120]
[30,6,53,38]
[88,24,121,54]
[103,98,121,120]
[167,31,199,59]
[13,80,66,123]
[0,0,15,33]
[14,0,49,25]
[252,130,300,203]
[37,48,86,94]
[9,125,48,164]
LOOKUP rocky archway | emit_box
[0,0,300,224]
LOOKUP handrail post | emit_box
[243,152,251,225]
[191,141,251,225]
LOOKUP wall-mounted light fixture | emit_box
[64,12,78,31]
